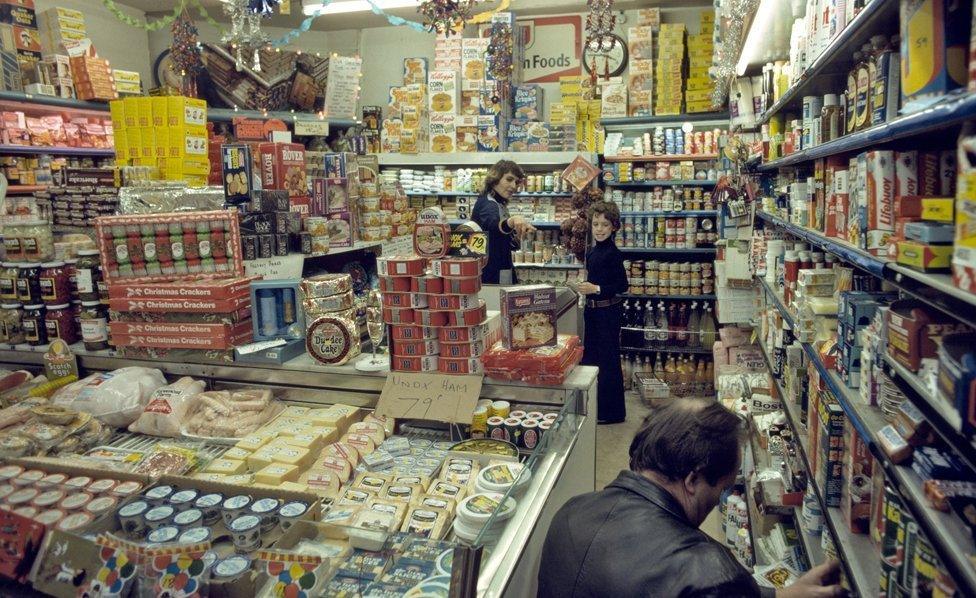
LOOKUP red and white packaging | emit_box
[440,276,481,295]
[895,151,918,199]
[382,292,428,309]
[415,309,448,327]
[109,320,250,338]
[411,276,443,294]
[112,326,253,350]
[392,355,438,372]
[438,312,500,343]
[383,307,416,325]
[258,142,307,198]
[865,150,894,254]
[391,338,440,357]
[445,301,487,326]
[108,276,258,301]
[440,339,485,358]
[378,256,426,277]
[431,257,481,278]
[918,151,942,196]
[427,293,479,310]
[438,357,484,375]
[390,324,438,341]
[826,170,849,239]
[379,276,411,293]
[109,294,250,314]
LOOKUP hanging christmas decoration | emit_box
[418,0,478,37]
[583,0,618,79]
[248,0,282,15]
[170,11,203,97]
[562,187,603,261]
[220,0,270,71]
[709,0,760,107]
[486,20,513,104]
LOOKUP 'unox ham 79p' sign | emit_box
[517,15,583,83]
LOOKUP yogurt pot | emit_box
[143,485,175,505]
[0,465,23,481]
[144,505,176,531]
[248,498,281,533]
[117,500,150,538]
[35,508,66,527]
[111,481,143,498]
[31,489,65,509]
[229,514,262,553]
[147,525,180,545]
[86,479,117,495]
[57,512,94,532]
[6,487,38,506]
[193,493,224,525]
[84,496,118,519]
[14,470,44,486]
[178,526,212,545]
[37,473,68,488]
[212,555,252,581]
[173,508,203,529]
[58,491,92,512]
[222,495,253,527]
[277,501,309,531]
[168,489,199,512]
[63,476,93,491]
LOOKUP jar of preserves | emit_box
[64,259,78,301]
[6,220,54,262]
[39,261,70,305]
[45,303,78,345]
[70,301,82,332]
[0,263,18,301]
[0,303,24,345]
[75,250,102,303]
[80,301,109,351]
[22,304,46,346]
[16,263,41,305]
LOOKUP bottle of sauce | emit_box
[854,43,872,131]
[820,94,843,143]
[845,51,860,134]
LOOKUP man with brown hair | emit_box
[538,399,846,597]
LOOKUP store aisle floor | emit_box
[595,391,725,543]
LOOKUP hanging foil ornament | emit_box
[417,0,478,37]
[220,0,270,71]
[583,0,618,80]
[248,0,281,15]
[486,20,513,103]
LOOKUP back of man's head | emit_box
[629,399,744,486]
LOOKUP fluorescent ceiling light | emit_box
[303,0,419,15]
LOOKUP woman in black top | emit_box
[576,201,629,424]
[471,160,537,284]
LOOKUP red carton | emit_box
[109,319,252,339]
[840,422,874,534]
[259,142,307,198]
[866,150,894,232]
[109,293,251,314]
[107,276,258,301]
[894,151,918,199]
[111,325,253,350]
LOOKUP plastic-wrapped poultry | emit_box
[128,377,207,437]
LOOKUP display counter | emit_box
[0,345,596,597]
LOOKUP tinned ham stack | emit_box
[377,255,499,374]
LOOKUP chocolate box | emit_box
[499,285,558,350]
[258,142,307,198]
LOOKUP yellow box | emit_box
[921,197,955,222]
[133,97,152,128]
[164,157,209,176]
[121,97,138,128]
[167,129,208,159]
[687,89,713,102]
[109,100,125,129]
[113,136,127,162]
[41,7,84,21]
[150,97,167,128]
[896,240,952,271]
[167,96,207,129]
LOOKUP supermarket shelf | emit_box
[620,343,713,355]
[600,113,730,127]
[7,185,47,194]
[621,293,716,300]
[604,153,720,163]
[758,90,976,171]
[881,353,976,472]
[208,108,356,128]
[447,219,562,228]
[378,152,596,167]
[621,210,718,217]
[619,247,716,255]
[0,90,109,113]
[756,211,887,277]
[757,337,811,467]
[610,180,718,188]
[886,264,976,331]
[757,0,897,124]
[794,508,826,568]
[513,262,583,270]
[0,145,115,157]
[406,191,572,198]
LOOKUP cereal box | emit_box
[259,142,307,198]
[477,115,500,152]
[526,121,550,152]
[601,83,627,117]
[461,38,489,81]
[388,86,408,119]
[500,285,558,350]
[403,57,427,86]
[513,85,544,120]
[429,113,455,153]
[428,70,458,115]
[381,118,403,154]
[505,120,530,152]
[628,26,654,60]
[455,115,478,152]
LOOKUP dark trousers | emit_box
[581,303,625,422]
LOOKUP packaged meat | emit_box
[128,377,207,437]
[182,389,284,441]
[52,367,167,427]
[132,443,200,477]
[411,276,443,294]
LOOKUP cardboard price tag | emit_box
[448,230,488,258]
[244,254,305,280]
[376,372,483,423]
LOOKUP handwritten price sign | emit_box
[448,230,488,258]
[376,372,483,423]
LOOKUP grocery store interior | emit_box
[0,0,973,596]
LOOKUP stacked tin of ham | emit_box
[377,255,499,374]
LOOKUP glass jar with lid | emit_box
[0,304,24,345]
[5,220,54,263]
[0,263,18,301]
[22,304,46,346]
[45,303,78,345]
[16,263,42,305]
[75,250,103,303]
[64,258,78,301]
[80,301,109,351]
[39,261,70,305]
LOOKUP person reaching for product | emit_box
[537,399,846,598]
[472,160,537,284]
[575,201,628,424]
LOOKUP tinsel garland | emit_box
[101,0,185,31]
[418,0,478,37]
[710,0,761,107]
[486,20,513,99]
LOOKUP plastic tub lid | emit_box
[455,492,517,526]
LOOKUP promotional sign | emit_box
[517,15,583,83]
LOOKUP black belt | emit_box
[586,297,622,308]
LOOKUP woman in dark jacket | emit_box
[577,201,629,423]
[471,160,537,284]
